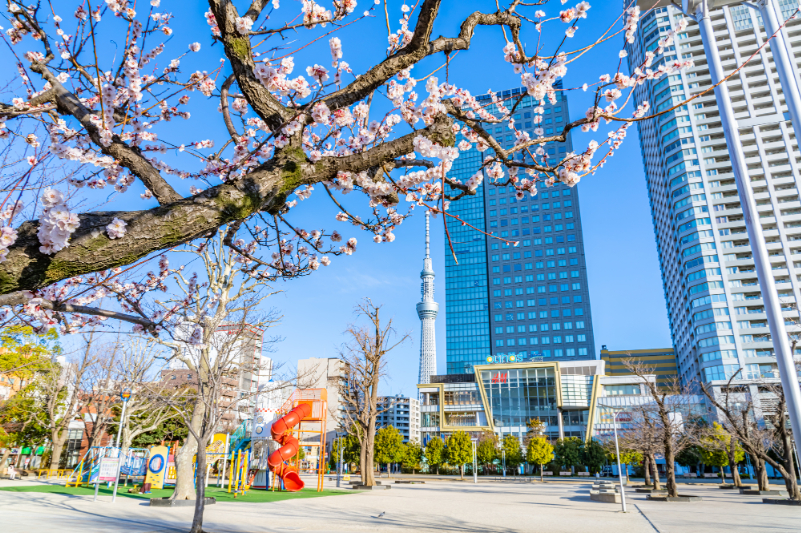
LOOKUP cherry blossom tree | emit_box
[0,0,706,335]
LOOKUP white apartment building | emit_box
[626,1,801,399]
[376,395,421,443]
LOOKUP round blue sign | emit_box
[148,454,165,474]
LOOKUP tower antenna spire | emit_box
[417,210,438,385]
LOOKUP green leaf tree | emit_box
[581,438,607,475]
[608,449,643,482]
[553,437,582,473]
[524,418,546,446]
[0,383,49,470]
[0,326,60,380]
[527,436,555,482]
[675,445,703,475]
[374,426,406,474]
[129,416,189,448]
[476,432,499,474]
[446,431,473,480]
[502,434,525,473]
[330,433,361,470]
[402,441,423,472]
[425,436,445,475]
[700,422,744,483]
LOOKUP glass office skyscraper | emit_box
[444,83,597,375]
[625,2,801,389]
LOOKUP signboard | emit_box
[93,457,119,483]
[144,446,168,489]
[491,372,508,384]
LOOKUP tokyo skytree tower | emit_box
[416,211,439,384]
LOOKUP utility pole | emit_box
[472,439,478,484]
[111,390,131,503]
[336,433,344,488]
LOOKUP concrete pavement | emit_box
[0,476,798,532]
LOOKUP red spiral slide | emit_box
[267,403,311,492]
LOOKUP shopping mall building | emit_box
[418,358,705,445]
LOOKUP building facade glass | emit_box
[418,360,603,444]
[625,3,801,391]
[445,82,597,375]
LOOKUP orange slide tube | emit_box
[267,403,312,492]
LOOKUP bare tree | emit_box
[622,404,663,490]
[159,308,289,533]
[128,228,285,533]
[337,299,409,487]
[111,339,184,459]
[79,343,123,451]
[625,359,700,497]
[40,336,98,469]
[702,373,800,499]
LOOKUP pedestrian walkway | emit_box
[0,476,798,533]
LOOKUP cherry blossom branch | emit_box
[0,291,158,330]
[24,60,183,204]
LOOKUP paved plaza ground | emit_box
[0,476,798,533]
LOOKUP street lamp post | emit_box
[472,439,478,484]
[336,433,343,488]
[610,410,627,513]
[111,390,132,503]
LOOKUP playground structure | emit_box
[267,388,328,492]
[268,403,312,491]
[65,446,148,487]
[228,448,254,496]
[57,390,327,495]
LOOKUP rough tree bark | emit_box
[651,455,661,491]
[171,400,204,501]
[48,438,66,470]
[727,435,742,488]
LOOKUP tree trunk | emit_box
[643,455,651,486]
[460,464,464,481]
[781,434,800,500]
[651,455,661,491]
[756,457,769,491]
[0,449,11,474]
[727,436,742,488]
[625,463,630,483]
[172,401,204,501]
[362,436,375,487]
[359,440,367,485]
[48,434,67,470]
[540,464,544,483]
[189,442,208,533]
[662,440,677,497]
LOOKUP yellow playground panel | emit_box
[273,388,328,492]
[38,469,71,482]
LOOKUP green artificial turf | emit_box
[0,483,353,503]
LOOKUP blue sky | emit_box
[1,0,672,395]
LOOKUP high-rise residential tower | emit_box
[417,211,439,384]
[444,82,597,375]
[625,3,801,391]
